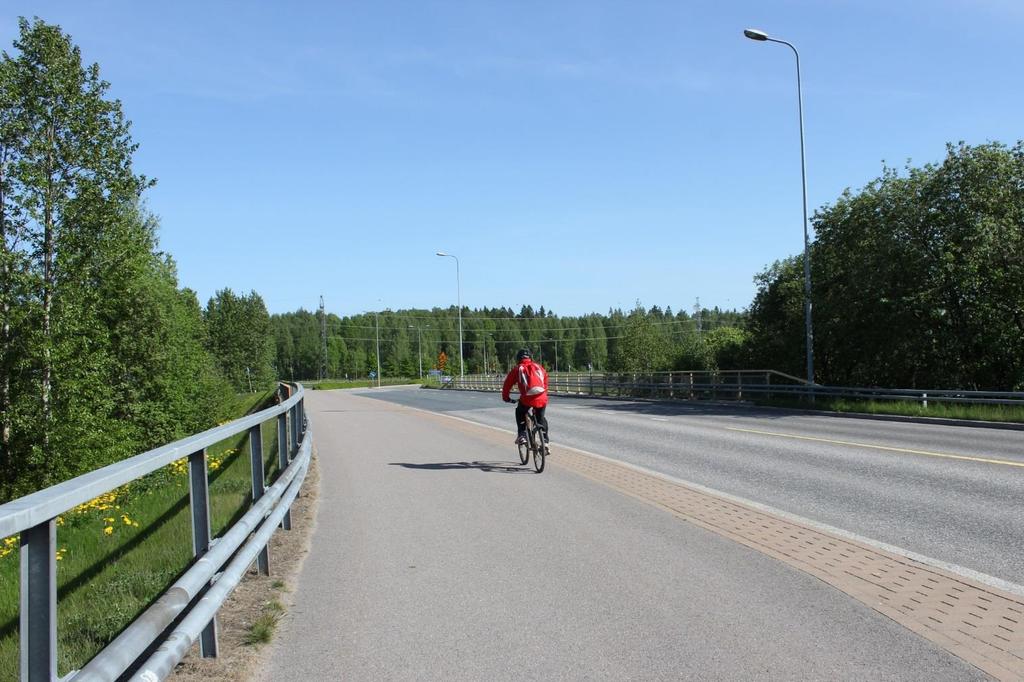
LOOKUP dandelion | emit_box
[103,527,113,536]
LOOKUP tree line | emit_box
[271,304,747,381]
[0,20,275,501]
[746,142,1023,391]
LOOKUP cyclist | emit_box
[502,348,549,445]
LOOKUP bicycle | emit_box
[511,399,547,473]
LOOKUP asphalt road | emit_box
[352,386,1024,589]
[258,389,992,681]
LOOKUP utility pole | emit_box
[375,309,381,388]
[319,295,328,380]
[694,297,703,340]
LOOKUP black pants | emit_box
[516,403,548,440]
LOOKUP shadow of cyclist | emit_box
[388,461,535,474]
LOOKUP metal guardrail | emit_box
[0,383,312,682]
[449,371,1024,407]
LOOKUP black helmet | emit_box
[515,348,532,362]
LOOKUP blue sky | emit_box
[3,1,1021,317]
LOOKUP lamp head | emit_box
[436,251,448,257]
[744,28,769,41]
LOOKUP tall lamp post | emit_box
[374,308,382,388]
[435,251,464,379]
[743,28,815,387]
[409,324,429,380]
[543,338,559,373]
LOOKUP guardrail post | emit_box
[289,404,299,457]
[689,372,694,400]
[765,372,772,400]
[738,372,743,401]
[249,425,270,576]
[277,413,292,530]
[188,449,218,658]
[922,393,928,409]
[20,520,57,682]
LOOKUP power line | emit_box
[312,324,730,345]
[323,316,721,334]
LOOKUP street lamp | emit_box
[744,27,815,387]
[543,338,559,373]
[435,251,464,379]
[481,331,493,375]
[374,308,382,387]
[409,324,429,380]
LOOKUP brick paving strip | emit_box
[551,446,1024,681]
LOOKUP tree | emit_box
[204,289,275,391]
[744,256,809,379]
[747,141,1024,390]
[609,304,671,373]
[0,18,154,492]
[704,327,749,370]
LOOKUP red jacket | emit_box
[502,359,549,408]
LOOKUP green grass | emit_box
[0,389,281,678]
[752,396,1024,423]
[243,609,281,646]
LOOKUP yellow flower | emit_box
[103,527,113,536]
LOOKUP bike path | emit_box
[257,390,986,680]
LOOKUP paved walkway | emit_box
[257,391,988,680]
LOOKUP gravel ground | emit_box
[169,449,321,682]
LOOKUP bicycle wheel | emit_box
[518,413,531,465]
[531,425,546,473]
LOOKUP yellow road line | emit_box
[726,427,1024,468]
